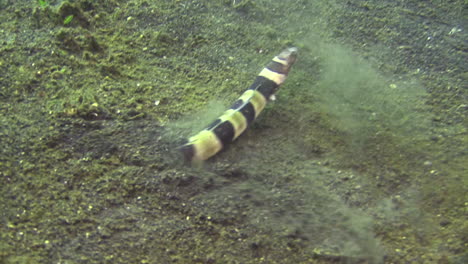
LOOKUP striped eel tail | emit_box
[180,47,298,163]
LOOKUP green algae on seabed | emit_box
[1,0,467,263]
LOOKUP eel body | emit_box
[180,47,298,163]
